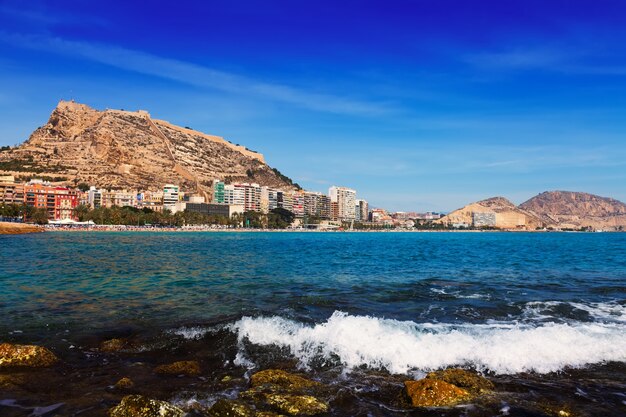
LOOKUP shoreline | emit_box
[39,225,622,233]
[0,221,44,235]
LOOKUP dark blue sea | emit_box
[1,231,625,416]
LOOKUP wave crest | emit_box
[230,310,626,375]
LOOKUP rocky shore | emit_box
[0,337,590,417]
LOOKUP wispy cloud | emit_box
[465,48,567,70]
[465,45,626,76]
[0,32,391,116]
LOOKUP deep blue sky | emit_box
[1,0,625,211]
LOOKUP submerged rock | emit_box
[264,394,328,416]
[155,360,201,376]
[207,399,255,417]
[114,377,135,390]
[0,343,58,368]
[426,368,494,395]
[0,373,26,390]
[404,379,471,407]
[109,395,185,417]
[250,370,321,391]
[101,338,131,352]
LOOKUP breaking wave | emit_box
[229,307,626,375]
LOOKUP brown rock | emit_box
[0,374,26,390]
[250,369,321,391]
[404,379,471,407]
[0,343,58,368]
[114,377,135,389]
[101,338,130,352]
[109,395,185,417]
[155,360,201,376]
[208,399,255,417]
[426,368,494,395]
[264,394,328,416]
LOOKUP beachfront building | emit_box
[329,186,356,221]
[473,212,497,227]
[302,191,331,219]
[260,186,280,214]
[371,208,393,225]
[138,190,164,212]
[243,183,261,212]
[277,190,293,213]
[0,175,24,205]
[212,180,225,203]
[355,199,369,222]
[224,183,261,212]
[163,184,180,210]
[102,189,137,208]
[185,202,243,218]
[87,186,103,209]
[292,192,305,218]
[23,180,79,220]
[224,184,244,206]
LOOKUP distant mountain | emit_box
[520,191,626,231]
[0,100,298,192]
[438,196,543,230]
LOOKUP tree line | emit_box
[0,203,298,228]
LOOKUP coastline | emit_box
[0,221,44,235]
[39,225,617,233]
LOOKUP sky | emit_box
[1,0,625,212]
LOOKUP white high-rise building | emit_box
[329,186,356,221]
[224,183,261,212]
[163,184,180,209]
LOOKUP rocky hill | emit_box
[520,191,626,231]
[438,197,543,230]
[0,101,298,192]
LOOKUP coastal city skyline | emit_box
[1,1,626,211]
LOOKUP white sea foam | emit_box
[522,301,626,323]
[230,310,626,375]
[167,326,213,340]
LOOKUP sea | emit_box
[1,231,625,416]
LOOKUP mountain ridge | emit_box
[0,100,297,192]
[438,191,626,230]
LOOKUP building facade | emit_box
[329,186,356,221]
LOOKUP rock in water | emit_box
[100,338,131,352]
[109,395,185,417]
[264,394,328,416]
[0,343,58,368]
[114,377,135,390]
[426,368,494,394]
[155,360,201,376]
[404,379,471,407]
[250,369,321,390]
[207,399,255,417]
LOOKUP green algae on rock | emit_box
[109,395,185,417]
[404,379,471,407]
[264,393,328,416]
[155,360,201,376]
[426,368,494,395]
[0,343,58,368]
[250,369,322,391]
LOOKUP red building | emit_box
[24,182,79,220]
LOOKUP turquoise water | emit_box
[2,232,625,331]
[1,231,625,415]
